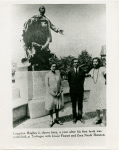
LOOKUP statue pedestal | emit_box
[15,70,61,119]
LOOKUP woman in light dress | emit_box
[89,57,106,126]
[45,63,63,127]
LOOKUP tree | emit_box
[58,55,76,79]
[49,54,61,68]
[78,50,93,73]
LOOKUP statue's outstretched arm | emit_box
[49,19,64,35]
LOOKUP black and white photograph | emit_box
[11,4,107,129]
[0,0,118,148]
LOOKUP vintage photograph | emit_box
[11,4,106,128]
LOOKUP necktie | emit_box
[76,68,77,77]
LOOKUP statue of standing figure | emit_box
[22,5,64,70]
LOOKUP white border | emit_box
[0,0,118,149]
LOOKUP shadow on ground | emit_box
[13,101,104,128]
[13,111,101,128]
[58,111,99,123]
[13,117,30,128]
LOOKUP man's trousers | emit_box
[70,92,84,119]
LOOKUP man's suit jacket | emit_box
[68,67,85,94]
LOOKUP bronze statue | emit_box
[22,5,64,70]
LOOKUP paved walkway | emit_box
[14,99,104,128]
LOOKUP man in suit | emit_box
[68,59,85,124]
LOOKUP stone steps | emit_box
[12,98,28,109]
[12,98,28,122]
[12,86,28,122]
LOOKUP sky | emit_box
[11,4,106,63]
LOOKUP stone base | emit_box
[27,90,90,119]
[28,93,71,119]
[28,99,49,119]
[13,104,27,122]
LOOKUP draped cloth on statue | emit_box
[23,15,59,44]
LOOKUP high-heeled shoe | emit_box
[54,119,63,125]
[49,121,54,127]
[93,119,102,125]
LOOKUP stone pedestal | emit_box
[13,105,27,122]
[15,70,60,118]
[16,70,60,100]
[28,100,49,119]
[15,71,33,100]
